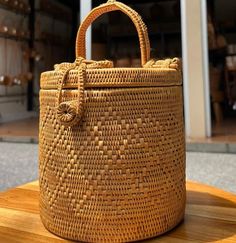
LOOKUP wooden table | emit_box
[0,181,236,242]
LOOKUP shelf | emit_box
[226,53,236,56]
[35,9,72,24]
[35,38,69,47]
[226,68,236,72]
[94,0,178,5]
[109,31,181,39]
[209,48,227,60]
[0,94,26,98]
[0,2,30,16]
[108,22,181,39]
[129,0,178,5]
[223,31,236,35]
[0,32,29,41]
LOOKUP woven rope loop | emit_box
[56,62,86,127]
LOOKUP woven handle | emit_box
[76,0,150,66]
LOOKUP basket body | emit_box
[39,66,186,242]
[39,1,185,242]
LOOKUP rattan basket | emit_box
[39,1,186,242]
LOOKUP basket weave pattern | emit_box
[39,1,185,242]
[39,87,185,242]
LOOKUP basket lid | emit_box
[40,58,182,90]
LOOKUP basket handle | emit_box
[75,0,151,66]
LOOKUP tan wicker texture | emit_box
[39,1,186,242]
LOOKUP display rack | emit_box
[27,0,34,111]
[0,0,77,120]
[0,1,31,107]
[35,9,71,24]
[31,0,74,111]
[208,0,236,117]
[0,33,29,41]
[0,2,30,15]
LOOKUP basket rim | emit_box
[40,67,182,90]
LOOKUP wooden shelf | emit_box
[226,68,236,72]
[0,93,26,98]
[108,22,181,39]
[35,9,72,24]
[0,2,30,15]
[35,38,69,47]
[226,53,236,57]
[94,0,178,6]
[110,31,181,39]
[0,32,29,41]
[219,26,236,34]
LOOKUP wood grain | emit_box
[0,181,236,243]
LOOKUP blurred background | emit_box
[0,0,235,193]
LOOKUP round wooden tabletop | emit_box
[0,181,235,242]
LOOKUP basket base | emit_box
[40,212,185,243]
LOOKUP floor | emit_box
[0,142,236,194]
[0,142,38,191]
[0,117,39,143]
[213,117,236,137]
[187,117,236,144]
[186,118,236,153]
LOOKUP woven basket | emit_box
[39,1,186,242]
